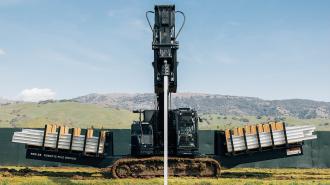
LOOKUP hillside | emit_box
[74,93,330,119]
[0,101,137,129]
[1,94,330,130]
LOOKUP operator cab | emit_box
[178,112,197,147]
[172,108,199,155]
[131,121,154,156]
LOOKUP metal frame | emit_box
[269,124,275,148]
[229,129,235,155]
[243,128,249,152]
[256,126,262,151]
[69,128,74,152]
[283,122,289,146]
[42,125,47,150]
[55,126,61,151]
[83,130,88,155]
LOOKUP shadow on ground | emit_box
[0,167,99,179]
[221,171,272,179]
[0,167,273,180]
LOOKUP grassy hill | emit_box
[199,114,330,130]
[1,101,329,130]
[0,101,137,129]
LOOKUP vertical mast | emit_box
[147,5,183,184]
[153,5,176,185]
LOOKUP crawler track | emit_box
[104,156,221,178]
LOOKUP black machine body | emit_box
[130,108,199,156]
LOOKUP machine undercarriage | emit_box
[106,156,220,178]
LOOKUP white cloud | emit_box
[19,88,56,102]
[0,49,6,56]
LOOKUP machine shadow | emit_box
[0,167,100,178]
[221,171,273,179]
[1,167,272,179]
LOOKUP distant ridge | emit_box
[73,93,330,119]
[1,93,329,129]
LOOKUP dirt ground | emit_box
[0,167,330,185]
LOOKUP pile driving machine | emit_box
[12,5,317,178]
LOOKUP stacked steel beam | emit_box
[12,125,106,154]
[225,122,317,153]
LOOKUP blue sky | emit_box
[0,0,329,101]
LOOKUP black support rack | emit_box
[55,126,61,151]
[269,124,275,148]
[283,122,289,147]
[96,130,102,157]
[69,128,74,152]
[256,126,262,151]
[229,129,235,155]
[83,130,88,155]
[42,124,47,150]
[243,128,249,152]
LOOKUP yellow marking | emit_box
[250,125,257,134]
[73,128,81,137]
[51,124,57,133]
[238,127,243,136]
[263,124,270,132]
[59,126,69,135]
[225,129,230,140]
[64,126,69,134]
[257,124,263,132]
[275,122,284,130]
[87,128,94,138]
[45,124,51,134]
[100,131,107,142]
[233,128,238,136]
[270,122,276,131]
[244,125,250,134]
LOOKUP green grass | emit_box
[1,102,330,130]
[0,102,137,129]
[199,114,330,130]
[1,167,330,185]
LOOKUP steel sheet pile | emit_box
[225,122,317,152]
[12,126,105,154]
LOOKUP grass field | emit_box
[1,167,330,185]
[1,102,330,130]
[199,114,330,130]
[0,102,137,129]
